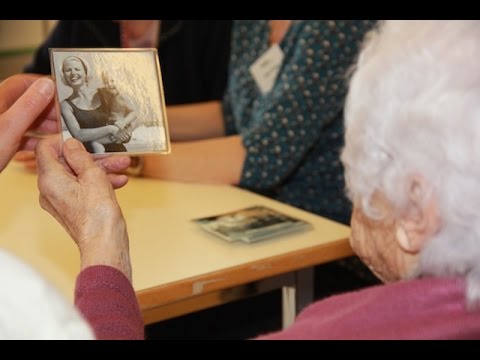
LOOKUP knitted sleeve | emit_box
[75,265,144,340]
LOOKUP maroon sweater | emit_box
[75,266,144,340]
[75,267,480,340]
[257,277,480,339]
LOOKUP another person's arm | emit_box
[139,101,244,184]
[166,101,226,141]
[36,137,144,340]
[142,135,246,184]
[139,19,356,186]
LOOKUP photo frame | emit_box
[193,205,313,243]
[49,48,170,155]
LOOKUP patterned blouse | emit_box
[222,20,376,224]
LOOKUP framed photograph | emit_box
[193,205,313,243]
[49,48,170,155]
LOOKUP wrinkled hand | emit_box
[0,75,57,172]
[36,136,133,281]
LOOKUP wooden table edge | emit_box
[137,238,352,324]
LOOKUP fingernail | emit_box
[35,78,54,97]
[64,138,80,150]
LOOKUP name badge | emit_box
[249,44,285,95]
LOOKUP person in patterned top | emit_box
[140,20,375,226]
[139,21,380,294]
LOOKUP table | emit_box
[0,164,352,328]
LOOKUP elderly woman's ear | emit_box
[396,175,441,254]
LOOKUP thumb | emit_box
[62,138,98,176]
[1,77,55,141]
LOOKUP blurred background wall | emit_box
[0,20,57,79]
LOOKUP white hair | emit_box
[342,20,480,308]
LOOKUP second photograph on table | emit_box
[193,205,313,243]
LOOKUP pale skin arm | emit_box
[166,101,226,141]
[142,135,246,185]
[61,101,118,142]
[36,137,132,281]
[110,94,138,130]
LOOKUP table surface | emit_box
[0,163,352,320]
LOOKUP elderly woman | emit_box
[257,20,480,339]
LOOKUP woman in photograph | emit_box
[60,56,127,153]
